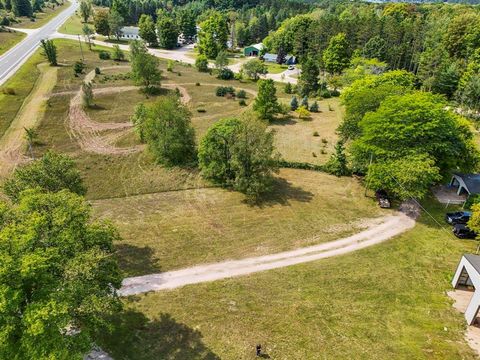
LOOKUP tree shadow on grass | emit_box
[116,244,162,277]
[99,310,221,360]
[270,115,297,126]
[250,177,314,208]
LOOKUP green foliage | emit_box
[199,115,279,200]
[157,16,179,50]
[341,57,388,86]
[112,44,124,61]
[131,102,148,142]
[468,203,480,236]
[363,36,387,61]
[299,57,319,95]
[241,58,267,80]
[73,60,85,75]
[217,67,234,80]
[216,86,235,97]
[324,140,350,177]
[40,39,57,66]
[301,96,308,108]
[309,101,319,112]
[98,50,111,60]
[322,33,350,75]
[215,50,229,69]
[365,154,441,200]
[195,54,209,72]
[108,10,124,40]
[339,70,415,140]
[79,0,92,23]
[141,96,196,166]
[290,96,298,111]
[236,89,247,99]
[138,14,158,47]
[167,60,174,72]
[94,8,110,37]
[82,81,93,108]
[198,12,228,59]
[351,92,478,175]
[295,106,310,120]
[253,79,280,121]
[11,0,32,17]
[3,151,86,202]
[177,8,196,42]
[0,189,122,359]
[130,40,161,93]
[284,82,292,94]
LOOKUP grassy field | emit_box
[98,200,478,359]
[271,97,343,165]
[92,169,383,276]
[58,12,93,35]
[12,1,69,29]
[0,30,25,56]
[0,50,44,138]
[265,63,289,74]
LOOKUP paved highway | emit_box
[0,0,78,86]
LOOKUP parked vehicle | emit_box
[445,211,471,225]
[375,189,391,208]
[453,224,477,239]
[288,65,295,70]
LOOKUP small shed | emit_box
[450,173,480,196]
[244,43,264,57]
[452,254,480,325]
[120,26,140,40]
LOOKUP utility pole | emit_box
[77,34,84,62]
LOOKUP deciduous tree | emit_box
[254,79,280,121]
[130,40,161,93]
[138,14,158,47]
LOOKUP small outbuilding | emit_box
[450,173,480,196]
[452,254,480,325]
[244,43,265,57]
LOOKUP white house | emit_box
[119,26,140,40]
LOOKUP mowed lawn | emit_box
[92,168,383,276]
[98,200,478,359]
[0,30,25,56]
[58,12,94,35]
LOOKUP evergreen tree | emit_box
[290,96,298,111]
[40,39,57,66]
[12,0,32,17]
[299,57,319,95]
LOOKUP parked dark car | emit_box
[453,224,477,239]
[445,211,472,225]
[375,190,391,208]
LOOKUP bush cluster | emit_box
[216,86,235,97]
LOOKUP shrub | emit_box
[195,54,209,72]
[318,89,331,98]
[310,101,319,112]
[290,96,298,111]
[195,82,200,86]
[2,87,16,95]
[284,82,292,94]
[197,108,206,113]
[328,103,333,111]
[94,67,101,75]
[217,68,234,80]
[330,89,340,97]
[98,51,111,60]
[313,131,319,137]
[239,99,247,106]
[296,106,311,120]
[465,194,480,209]
[73,61,85,75]
[216,86,235,97]
[167,60,174,72]
[301,96,309,108]
[321,138,328,144]
[236,89,247,99]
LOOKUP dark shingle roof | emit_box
[465,254,480,274]
[455,173,480,194]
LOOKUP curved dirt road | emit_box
[120,213,415,296]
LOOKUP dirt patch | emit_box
[67,67,192,155]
